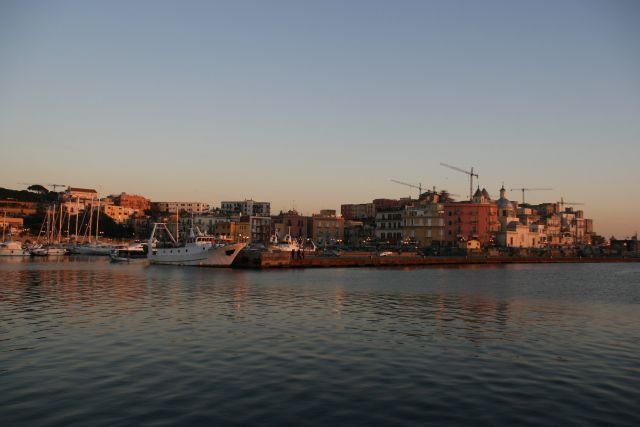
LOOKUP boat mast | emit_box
[75,196,79,240]
[59,203,63,244]
[96,196,101,242]
[66,203,70,242]
[41,205,50,244]
[86,197,94,243]
[51,204,56,244]
[176,206,179,243]
[2,211,5,241]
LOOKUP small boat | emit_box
[147,223,246,267]
[30,245,69,256]
[110,243,147,263]
[0,212,29,256]
[73,242,113,256]
[269,229,302,252]
[269,229,317,254]
[0,241,30,256]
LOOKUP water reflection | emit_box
[1,258,639,427]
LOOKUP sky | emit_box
[1,0,639,237]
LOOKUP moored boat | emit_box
[147,223,245,267]
[110,243,147,262]
[0,241,30,256]
[30,245,68,256]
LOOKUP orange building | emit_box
[112,192,150,212]
[443,188,499,246]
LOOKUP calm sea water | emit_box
[1,257,639,427]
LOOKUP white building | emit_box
[375,208,403,243]
[220,200,270,217]
[152,202,210,214]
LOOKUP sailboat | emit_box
[30,204,68,256]
[74,197,112,255]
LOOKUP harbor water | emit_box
[1,258,639,426]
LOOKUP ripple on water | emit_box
[0,259,639,426]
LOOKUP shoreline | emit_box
[233,251,640,269]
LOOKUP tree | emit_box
[27,184,49,194]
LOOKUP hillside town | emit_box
[1,183,637,257]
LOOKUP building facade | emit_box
[220,200,271,217]
[341,203,375,220]
[443,188,499,246]
[272,210,311,239]
[401,202,445,247]
[111,193,151,212]
[312,210,345,243]
[103,205,135,224]
[152,202,211,214]
[375,207,403,243]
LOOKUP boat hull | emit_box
[0,249,30,256]
[148,243,246,267]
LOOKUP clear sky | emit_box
[1,0,639,237]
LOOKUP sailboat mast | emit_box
[96,196,101,242]
[44,205,50,244]
[2,211,5,241]
[75,196,79,239]
[50,204,56,244]
[87,197,93,243]
[59,203,63,244]
[176,207,179,243]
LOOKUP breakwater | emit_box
[233,250,640,269]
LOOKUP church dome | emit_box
[496,185,512,210]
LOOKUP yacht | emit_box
[0,241,30,256]
[110,242,147,263]
[30,245,68,256]
[147,223,246,267]
[73,242,113,256]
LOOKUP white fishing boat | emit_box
[269,228,317,253]
[269,229,302,252]
[147,223,245,267]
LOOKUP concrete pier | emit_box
[232,251,640,269]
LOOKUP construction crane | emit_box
[18,183,67,192]
[557,197,584,212]
[510,187,552,204]
[440,163,478,201]
[390,179,422,198]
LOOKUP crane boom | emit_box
[439,163,478,201]
[558,197,584,212]
[509,187,552,204]
[390,179,422,198]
